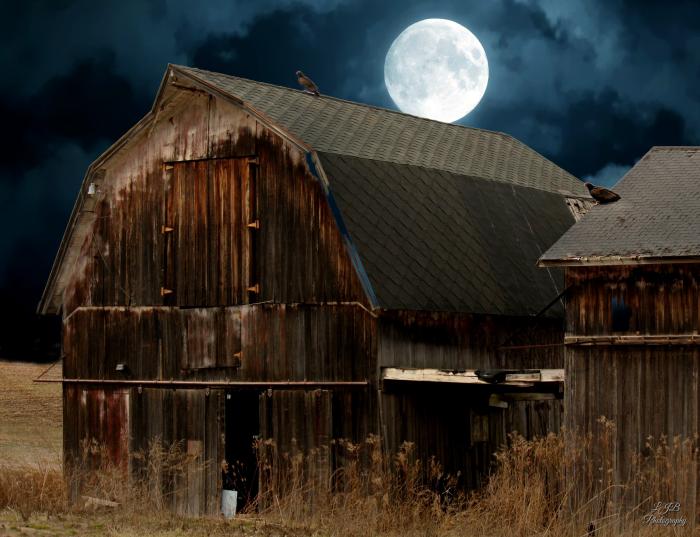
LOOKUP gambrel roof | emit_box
[540,147,700,266]
[40,65,584,316]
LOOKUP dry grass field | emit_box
[0,360,698,536]
[0,361,62,465]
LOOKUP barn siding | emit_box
[62,303,377,513]
[128,387,224,515]
[565,264,700,520]
[62,385,130,502]
[566,264,700,336]
[378,310,564,489]
[63,304,375,382]
[378,310,564,371]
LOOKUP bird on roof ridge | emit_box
[296,70,320,96]
[584,182,621,204]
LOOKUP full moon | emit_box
[384,19,489,123]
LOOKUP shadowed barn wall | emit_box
[565,264,700,517]
[379,310,564,489]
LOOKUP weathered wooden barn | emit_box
[539,146,700,519]
[39,64,589,514]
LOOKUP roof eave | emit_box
[538,255,700,268]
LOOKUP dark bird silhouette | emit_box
[586,521,596,536]
[296,70,320,96]
[585,182,621,204]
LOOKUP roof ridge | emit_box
[650,146,700,151]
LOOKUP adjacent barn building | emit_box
[539,146,700,519]
[40,64,588,514]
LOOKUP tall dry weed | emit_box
[1,424,698,537]
[254,434,462,536]
[0,459,65,520]
[463,418,698,536]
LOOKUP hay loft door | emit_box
[162,157,259,306]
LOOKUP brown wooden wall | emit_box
[378,310,565,371]
[63,304,375,382]
[381,384,562,490]
[566,264,700,336]
[64,385,224,515]
[63,88,367,313]
[565,264,700,519]
[378,309,565,490]
[63,385,130,469]
[62,302,378,514]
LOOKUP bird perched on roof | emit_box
[585,182,621,204]
[296,71,320,96]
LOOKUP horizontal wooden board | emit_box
[63,304,376,383]
[382,367,565,385]
[566,264,700,336]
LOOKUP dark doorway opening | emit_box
[224,391,260,511]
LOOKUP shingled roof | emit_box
[176,66,586,196]
[319,153,575,315]
[540,147,700,266]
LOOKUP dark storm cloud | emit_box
[1,0,700,357]
[0,0,353,357]
[0,53,144,176]
[186,0,700,182]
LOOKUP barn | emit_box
[39,64,588,514]
[539,146,700,520]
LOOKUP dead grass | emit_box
[1,361,698,536]
[2,429,699,536]
[252,427,700,537]
[0,360,62,465]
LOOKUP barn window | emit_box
[611,296,631,332]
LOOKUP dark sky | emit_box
[1,0,698,358]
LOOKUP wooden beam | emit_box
[539,255,700,268]
[566,334,700,346]
[381,367,564,386]
[34,378,369,390]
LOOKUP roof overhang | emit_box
[538,255,700,268]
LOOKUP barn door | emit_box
[162,157,258,306]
